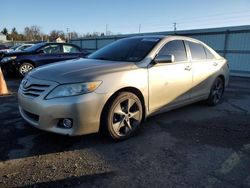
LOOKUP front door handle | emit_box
[184,66,192,71]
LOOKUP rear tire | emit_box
[103,92,143,141]
[206,77,224,106]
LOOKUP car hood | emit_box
[3,51,32,57]
[29,58,135,84]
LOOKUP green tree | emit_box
[1,28,8,35]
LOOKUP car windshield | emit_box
[24,43,45,52]
[88,37,161,62]
[11,45,21,50]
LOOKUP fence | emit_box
[70,25,250,77]
[1,40,46,47]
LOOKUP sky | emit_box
[1,0,250,35]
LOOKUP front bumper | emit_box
[0,60,18,73]
[18,77,108,136]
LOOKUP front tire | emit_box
[19,63,34,77]
[206,77,224,106]
[104,92,143,141]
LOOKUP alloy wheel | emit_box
[19,63,34,76]
[211,79,224,104]
[111,97,141,137]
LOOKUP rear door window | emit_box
[158,40,187,62]
[188,42,206,60]
[63,45,80,53]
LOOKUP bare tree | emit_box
[69,31,79,39]
[24,25,42,41]
[49,30,65,41]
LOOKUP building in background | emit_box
[0,33,7,42]
[55,37,65,43]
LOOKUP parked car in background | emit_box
[18,36,229,141]
[0,44,11,58]
[0,42,89,77]
[0,44,10,52]
[10,44,34,52]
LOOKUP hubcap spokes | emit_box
[112,98,141,136]
[20,65,33,75]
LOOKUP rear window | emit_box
[188,41,206,60]
[204,47,215,59]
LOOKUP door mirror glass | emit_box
[154,54,174,64]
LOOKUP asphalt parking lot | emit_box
[0,76,250,188]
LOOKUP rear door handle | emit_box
[184,66,192,71]
[213,62,218,66]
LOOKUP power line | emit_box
[135,9,250,27]
[99,10,250,34]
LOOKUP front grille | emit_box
[21,83,50,98]
[23,109,39,122]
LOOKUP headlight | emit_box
[1,56,17,63]
[45,81,102,99]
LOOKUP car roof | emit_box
[128,35,165,40]
[38,42,77,45]
[125,35,203,43]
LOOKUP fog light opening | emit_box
[61,118,73,129]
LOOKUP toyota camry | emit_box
[18,36,229,140]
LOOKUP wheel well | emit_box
[218,75,225,93]
[20,60,35,67]
[100,87,146,131]
[218,75,225,84]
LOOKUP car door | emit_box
[61,44,83,61]
[35,44,64,66]
[148,40,193,113]
[186,41,218,99]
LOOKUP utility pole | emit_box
[66,28,70,42]
[139,24,141,33]
[173,22,177,31]
[105,24,108,36]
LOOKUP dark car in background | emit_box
[0,44,11,58]
[0,42,89,77]
[9,44,34,52]
[0,44,10,52]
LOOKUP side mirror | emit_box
[154,54,174,64]
[37,49,45,54]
